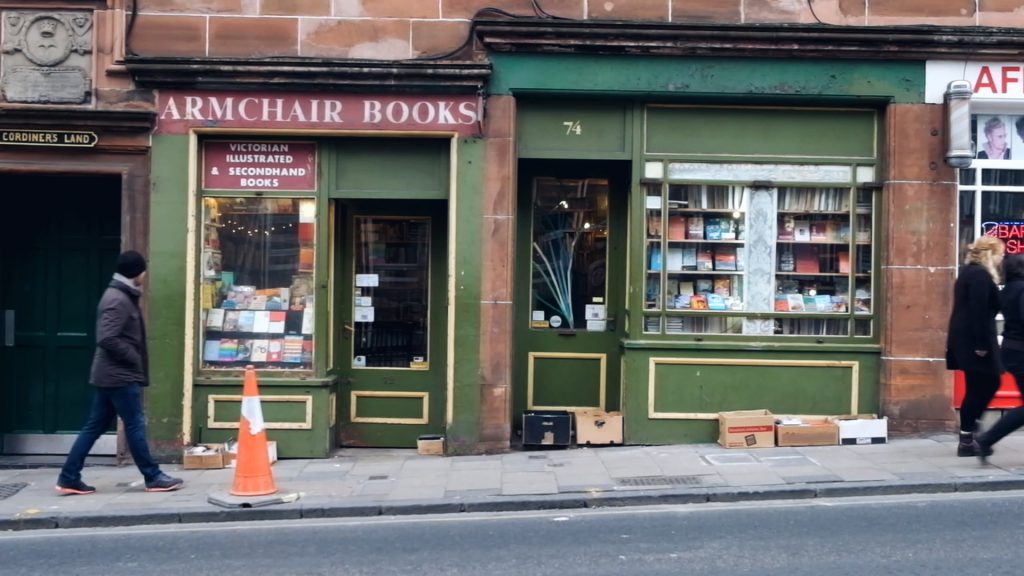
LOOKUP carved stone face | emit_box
[23,15,71,66]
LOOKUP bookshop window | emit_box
[353,216,431,369]
[200,197,316,370]
[530,177,609,331]
[642,171,875,338]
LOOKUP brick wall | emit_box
[126,0,1024,60]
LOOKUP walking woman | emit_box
[975,253,1024,461]
[947,236,1004,457]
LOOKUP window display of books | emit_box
[640,176,876,338]
[199,197,317,370]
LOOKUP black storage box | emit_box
[522,410,572,447]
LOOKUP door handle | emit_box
[3,310,12,347]
[342,322,354,340]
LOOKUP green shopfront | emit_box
[492,50,925,444]
[148,91,487,457]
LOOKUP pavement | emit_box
[5,432,1024,532]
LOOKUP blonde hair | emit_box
[965,236,1005,283]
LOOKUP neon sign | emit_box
[983,221,1024,254]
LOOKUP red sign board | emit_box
[202,140,317,191]
[156,91,481,136]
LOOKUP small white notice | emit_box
[354,306,375,322]
[585,304,606,320]
[532,310,546,322]
[587,320,607,332]
[355,274,379,287]
[646,196,663,209]
[355,296,372,307]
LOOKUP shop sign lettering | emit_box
[203,140,317,191]
[0,129,97,147]
[983,221,1024,254]
[157,91,481,136]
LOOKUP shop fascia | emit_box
[157,91,480,133]
[927,61,1024,106]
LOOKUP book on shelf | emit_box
[814,294,833,311]
[681,247,697,270]
[672,293,690,309]
[825,221,842,242]
[283,335,305,363]
[787,294,806,312]
[809,222,828,242]
[705,218,722,240]
[794,245,820,273]
[647,212,662,238]
[237,311,255,332]
[696,248,713,271]
[779,215,796,241]
[803,295,818,311]
[719,218,737,241]
[687,216,704,240]
[203,340,221,362]
[679,281,695,296]
[774,294,790,311]
[206,308,225,330]
[219,339,239,361]
[778,247,795,272]
[690,295,709,310]
[235,339,253,362]
[793,220,811,242]
[696,279,713,294]
[251,339,270,362]
[839,222,851,242]
[253,310,271,333]
[667,215,686,240]
[838,250,851,273]
[713,278,731,297]
[666,247,683,271]
[223,310,241,332]
[650,245,663,271]
[268,311,287,333]
[714,246,737,271]
[666,279,680,297]
[646,278,660,307]
[707,293,727,310]
[831,295,849,312]
[267,339,284,362]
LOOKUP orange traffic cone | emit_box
[230,365,278,496]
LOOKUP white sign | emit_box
[355,274,379,287]
[354,306,375,322]
[927,61,1024,104]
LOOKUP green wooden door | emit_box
[0,174,120,453]
[513,160,630,433]
[334,200,448,447]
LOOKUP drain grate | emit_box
[528,455,547,460]
[617,475,702,487]
[368,475,390,481]
[0,482,28,500]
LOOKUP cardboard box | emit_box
[417,435,445,456]
[182,443,226,469]
[831,414,888,445]
[718,410,775,448]
[522,410,572,446]
[224,440,278,467]
[575,410,623,445]
[775,419,839,447]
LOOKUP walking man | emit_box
[56,250,183,494]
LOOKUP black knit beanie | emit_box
[116,250,147,279]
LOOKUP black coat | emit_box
[946,263,1002,375]
[89,280,150,387]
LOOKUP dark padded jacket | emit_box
[89,280,150,387]
[946,263,1002,375]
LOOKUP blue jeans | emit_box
[59,384,162,484]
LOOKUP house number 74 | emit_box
[562,121,582,135]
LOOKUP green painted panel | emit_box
[194,384,333,458]
[518,101,631,159]
[329,138,449,199]
[532,356,603,408]
[210,398,310,424]
[652,362,854,415]
[490,54,923,104]
[623,349,880,445]
[149,135,192,453]
[447,138,485,452]
[645,107,876,159]
[355,395,424,420]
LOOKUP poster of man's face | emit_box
[975,114,1024,160]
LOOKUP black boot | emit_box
[973,435,995,464]
[957,431,976,457]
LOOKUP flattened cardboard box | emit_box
[718,409,775,448]
[776,419,839,447]
[183,443,226,469]
[830,414,888,445]
[417,435,445,456]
